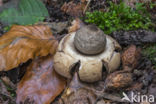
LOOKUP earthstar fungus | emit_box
[54,25,121,82]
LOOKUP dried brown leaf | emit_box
[0,25,58,71]
[60,72,96,104]
[122,45,141,71]
[68,18,85,33]
[16,55,66,104]
[61,1,85,17]
[104,71,133,90]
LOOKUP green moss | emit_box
[143,44,156,69]
[7,86,16,97]
[84,1,153,34]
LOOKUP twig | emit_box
[94,92,129,104]
[83,0,91,14]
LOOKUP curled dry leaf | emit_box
[16,55,66,104]
[122,45,141,71]
[62,88,96,104]
[60,72,97,104]
[0,25,58,71]
[104,71,133,90]
[61,1,85,17]
[68,18,85,33]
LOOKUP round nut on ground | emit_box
[74,25,106,55]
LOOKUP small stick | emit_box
[83,0,91,14]
[94,92,129,104]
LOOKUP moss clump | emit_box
[143,44,156,69]
[84,2,153,34]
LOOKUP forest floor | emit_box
[0,0,156,104]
